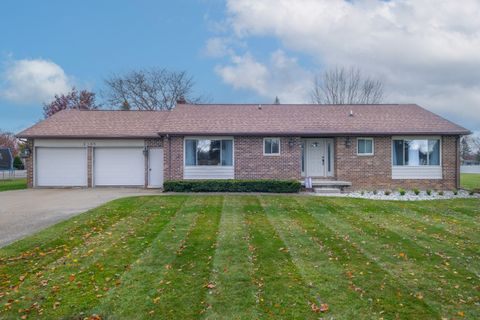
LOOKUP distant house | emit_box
[461,154,480,166]
[17,103,470,190]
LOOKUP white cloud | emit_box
[1,58,72,104]
[211,0,480,131]
[215,50,311,102]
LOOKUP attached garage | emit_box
[36,147,87,187]
[93,147,145,186]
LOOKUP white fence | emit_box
[0,170,26,180]
[461,166,480,174]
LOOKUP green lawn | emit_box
[1,196,479,319]
[461,173,480,191]
[0,178,27,192]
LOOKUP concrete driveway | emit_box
[0,188,160,247]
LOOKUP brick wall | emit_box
[335,135,459,190]
[25,139,34,188]
[163,136,184,180]
[234,136,302,179]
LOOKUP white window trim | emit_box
[391,136,442,167]
[357,137,374,156]
[183,137,234,167]
[263,137,281,156]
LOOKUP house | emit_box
[16,103,470,190]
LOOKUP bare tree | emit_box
[103,68,203,110]
[311,66,384,104]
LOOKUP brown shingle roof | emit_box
[17,104,470,138]
[159,104,470,136]
[16,109,170,138]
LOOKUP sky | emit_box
[0,0,479,135]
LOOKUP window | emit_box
[393,138,440,166]
[185,139,233,166]
[357,138,374,155]
[264,138,280,155]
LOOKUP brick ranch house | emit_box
[17,103,470,190]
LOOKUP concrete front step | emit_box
[313,187,342,194]
[311,180,352,187]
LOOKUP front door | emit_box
[305,139,334,177]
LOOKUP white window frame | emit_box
[391,136,442,167]
[263,137,281,156]
[184,137,234,167]
[357,138,374,156]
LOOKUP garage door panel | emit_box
[94,148,145,186]
[36,148,87,187]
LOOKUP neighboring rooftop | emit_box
[16,109,170,138]
[17,104,470,138]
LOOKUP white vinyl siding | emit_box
[184,166,234,179]
[94,148,145,186]
[35,147,87,187]
[392,166,442,179]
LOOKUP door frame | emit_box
[302,138,334,177]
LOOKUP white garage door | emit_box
[36,147,87,187]
[94,148,145,186]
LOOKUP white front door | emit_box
[36,147,87,187]
[148,148,164,188]
[305,139,334,177]
[94,147,145,186]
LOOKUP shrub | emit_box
[384,190,391,196]
[426,189,432,196]
[360,191,365,196]
[438,191,444,196]
[399,188,406,196]
[13,156,24,170]
[469,190,475,196]
[163,179,302,193]
[373,190,378,195]
[453,189,458,195]
[413,188,420,195]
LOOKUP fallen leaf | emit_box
[205,283,216,289]
[53,301,60,310]
[320,303,329,312]
[69,274,76,282]
[458,311,465,317]
[153,296,160,304]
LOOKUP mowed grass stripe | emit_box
[244,196,315,319]
[260,196,378,319]
[203,196,259,320]
[94,196,206,319]
[0,196,148,291]
[141,195,223,319]
[333,198,480,276]
[355,199,480,245]
[290,197,440,319]
[299,197,477,319]
[1,196,187,319]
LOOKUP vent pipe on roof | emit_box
[349,110,354,117]
[258,104,262,110]
[177,96,187,104]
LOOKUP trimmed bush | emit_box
[426,189,432,196]
[163,179,302,193]
[413,188,420,195]
[399,188,406,196]
[384,190,391,196]
[438,190,444,196]
[453,189,458,195]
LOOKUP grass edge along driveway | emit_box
[0,195,479,319]
[0,178,27,192]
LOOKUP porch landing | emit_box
[301,178,352,194]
